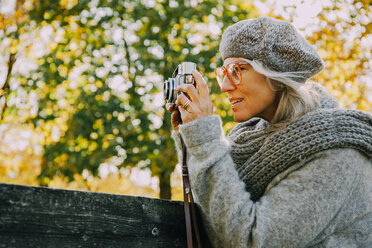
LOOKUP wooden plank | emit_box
[0,183,188,247]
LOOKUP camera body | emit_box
[164,62,196,104]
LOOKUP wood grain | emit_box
[0,183,189,247]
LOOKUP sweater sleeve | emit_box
[174,115,359,248]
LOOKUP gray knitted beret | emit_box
[219,17,324,83]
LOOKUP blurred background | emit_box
[0,0,371,201]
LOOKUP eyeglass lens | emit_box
[215,63,241,86]
[227,64,240,83]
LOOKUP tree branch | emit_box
[0,52,16,121]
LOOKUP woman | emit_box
[167,17,372,247]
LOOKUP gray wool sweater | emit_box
[172,113,372,247]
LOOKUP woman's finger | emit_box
[177,84,200,103]
[176,93,194,112]
[192,70,210,100]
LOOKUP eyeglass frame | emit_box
[214,62,250,86]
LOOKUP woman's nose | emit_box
[219,76,236,92]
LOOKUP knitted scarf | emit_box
[227,84,372,202]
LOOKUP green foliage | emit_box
[2,0,258,198]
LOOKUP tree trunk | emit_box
[159,172,171,200]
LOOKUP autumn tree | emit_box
[259,0,372,111]
[1,0,257,199]
[0,0,30,120]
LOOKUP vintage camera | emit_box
[164,62,196,104]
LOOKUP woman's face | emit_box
[219,57,279,122]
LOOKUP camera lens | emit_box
[164,78,177,103]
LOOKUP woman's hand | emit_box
[175,70,214,125]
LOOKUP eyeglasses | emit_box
[214,63,249,87]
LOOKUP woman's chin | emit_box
[233,112,252,122]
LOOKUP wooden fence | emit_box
[0,183,207,247]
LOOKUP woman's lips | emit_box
[231,99,243,110]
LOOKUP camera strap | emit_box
[181,137,202,248]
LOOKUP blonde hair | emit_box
[241,58,320,128]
